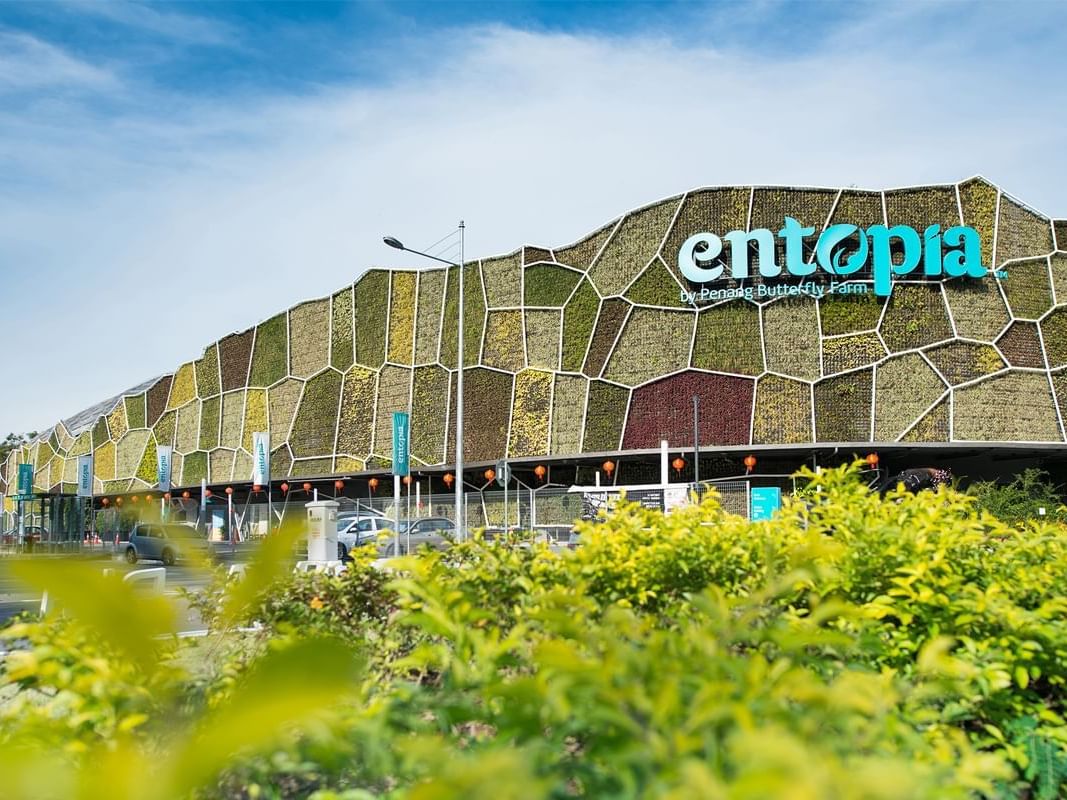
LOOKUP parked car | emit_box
[336,516,394,560]
[380,517,455,556]
[120,523,211,565]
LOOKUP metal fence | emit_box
[2,478,757,554]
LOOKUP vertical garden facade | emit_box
[4,176,1067,498]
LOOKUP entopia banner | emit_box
[678,218,988,298]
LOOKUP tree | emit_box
[0,431,36,464]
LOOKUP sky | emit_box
[1,0,1065,436]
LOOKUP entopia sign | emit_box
[678,218,987,298]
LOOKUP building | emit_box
[3,176,1066,534]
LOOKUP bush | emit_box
[3,465,1067,799]
[968,468,1065,525]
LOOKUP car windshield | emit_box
[162,525,203,539]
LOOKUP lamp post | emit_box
[384,224,466,540]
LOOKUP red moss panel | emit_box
[622,371,754,450]
[219,329,255,392]
[146,376,173,427]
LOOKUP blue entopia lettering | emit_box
[677,219,987,296]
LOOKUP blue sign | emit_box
[17,463,33,497]
[392,411,410,477]
[679,218,986,297]
[750,486,781,521]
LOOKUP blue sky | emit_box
[1,0,1065,436]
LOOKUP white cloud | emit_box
[1,10,1065,435]
[0,30,116,91]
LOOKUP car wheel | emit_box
[161,548,175,566]
[337,542,349,562]
[125,547,138,564]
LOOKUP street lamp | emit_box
[383,223,466,539]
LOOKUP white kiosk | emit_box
[304,499,340,563]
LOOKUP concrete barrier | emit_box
[294,560,346,576]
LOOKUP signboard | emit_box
[156,446,173,493]
[392,412,410,477]
[495,459,511,487]
[77,455,93,497]
[750,486,782,521]
[17,463,33,497]
[678,218,988,300]
[252,432,270,487]
[663,486,688,513]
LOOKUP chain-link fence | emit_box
[2,478,761,555]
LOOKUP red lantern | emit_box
[866,452,879,467]
[368,477,379,493]
[744,455,757,473]
[533,465,546,482]
[131,495,139,504]
[484,469,496,483]
[402,475,412,486]
[672,457,685,474]
[182,490,190,499]
[302,482,312,493]
[602,460,615,477]
[334,479,344,491]
[225,486,234,496]
[280,482,289,494]
[442,472,454,488]
[116,498,123,507]
[101,498,110,507]
[253,484,262,492]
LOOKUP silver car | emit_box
[380,517,455,556]
[120,523,211,565]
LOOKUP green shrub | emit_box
[7,464,1067,800]
[967,468,1065,525]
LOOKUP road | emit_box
[0,556,229,631]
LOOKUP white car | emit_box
[336,516,393,559]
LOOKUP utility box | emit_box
[305,500,339,562]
